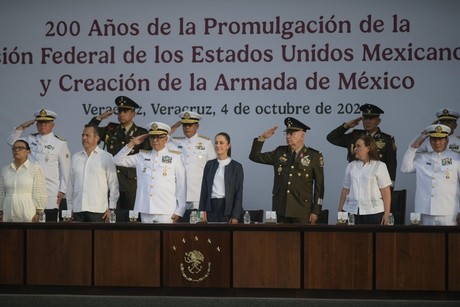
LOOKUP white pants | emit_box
[140,213,173,224]
[421,214,457,226]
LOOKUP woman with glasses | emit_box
[0,139,47,222]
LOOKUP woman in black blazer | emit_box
[199,132,244,223]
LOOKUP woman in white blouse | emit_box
[338,135,392,225]
[0,139,47,222]
[199,132,244,224]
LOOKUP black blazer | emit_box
[198,159,244,220]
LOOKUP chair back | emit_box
[390,189,407,225]
[317,209,329,224]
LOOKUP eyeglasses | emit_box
[12,146,27,152]
[149,135,167,140]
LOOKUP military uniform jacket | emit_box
[8,130,70,210]
[171,134,216,202]
[327,125,397,181]
[113,145,187,217]
[249,139,324,217]
[401,146,460,216]
[89,117,150,192]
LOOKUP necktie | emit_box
[290,151,296,164]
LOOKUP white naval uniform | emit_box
[113,145,187,218]
[8,130,70,210]
[401,146,460,224]
[171,134,216,208]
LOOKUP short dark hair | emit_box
[84,124,99,136]
[14,139,30,151]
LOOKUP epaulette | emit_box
[54,134,66,141]
[198,135,211,140]
[31,132,39,136]
[309,148,321,154]
[169,149,182,155]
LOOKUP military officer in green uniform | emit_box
[88,96,150,221]
[249,117,324,224]
[326,103,397,183]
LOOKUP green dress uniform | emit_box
[326,125,397,181]
[249,139,325,220]
[88,117,150,211]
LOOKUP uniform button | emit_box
[122,141,125,145]
[287,190,290,193]
[117,170,120,173]
[288,182,291,185]
[289,174,292,177]
[291,166,294,169]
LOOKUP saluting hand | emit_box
[344,117,362,129]
[169,121,181,135]
[261,126,278,139]
[128,134,149,148]
[411,130,428,148]
[16,119,35,130]
[97,110,114,121]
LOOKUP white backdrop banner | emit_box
[1,0,459,223]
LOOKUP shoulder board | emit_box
[54,134,66,141]
[173,136,186,140]
[379,132,394,138]
[456,136,460,139]
[107,122,120,129]
[198,135,211,140]
[32,132,39,136]
[169,149,182,155]
[309,147,321,154]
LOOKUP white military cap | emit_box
[146,122,171,135]
[34,109,57,121]
[425,124,451,138]
[179,111,201,124]
[435,108,459,121]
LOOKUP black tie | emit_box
[290,151,296,164]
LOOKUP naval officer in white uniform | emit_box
[401,124,460,225]
[169,111,216,209]
[410,108,460,154]
[8,109,70,222]
[113,122,186,223]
